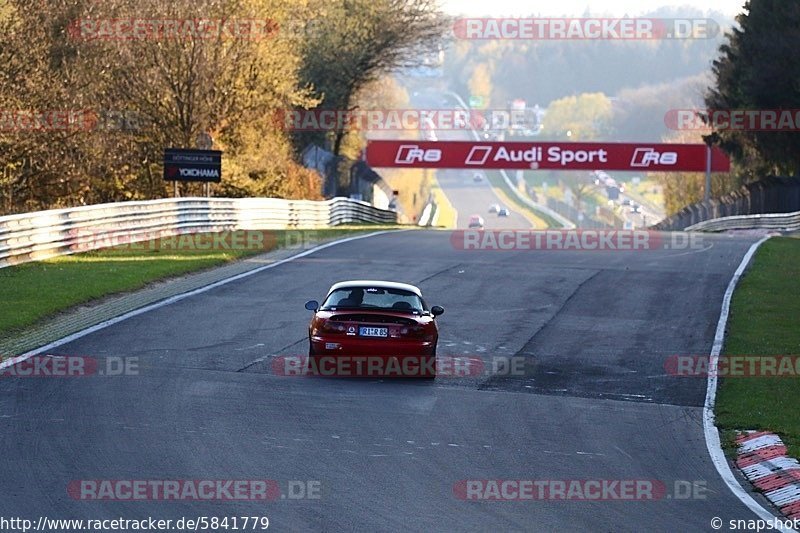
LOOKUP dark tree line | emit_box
[705,0,800,179]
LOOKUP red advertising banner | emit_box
[365,140,730,172]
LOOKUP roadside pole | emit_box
[197,132,214,198]
[705,144,712,202]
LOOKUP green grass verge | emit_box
[716,237,800,457]
[484,170,559,228]
[0,227,390,337]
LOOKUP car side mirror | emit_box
[305,300,319,312]
[430,305,444,317]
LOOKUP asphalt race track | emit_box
[0,229,772,532]
[412,88,535,230]
[435,167,532,229]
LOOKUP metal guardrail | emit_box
[0,197,397,268]
[685,210,800,232]
[652,176,800,231]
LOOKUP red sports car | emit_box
[304,280,444,378]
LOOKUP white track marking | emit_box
[0,231,400,371]
[703,235,797,531]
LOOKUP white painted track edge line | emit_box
[0,230,403,370]
[703,235,797,531]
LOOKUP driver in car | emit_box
[338,287,365,308]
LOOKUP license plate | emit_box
[359,327,388,337]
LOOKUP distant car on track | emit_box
[473,173,483,182]
[488,204,500,213]
[468,215,485,229]
[497,208,510,217]
[304,281,444,377]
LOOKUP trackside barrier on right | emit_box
[685,210,800,232]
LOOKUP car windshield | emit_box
[321,286,425,313]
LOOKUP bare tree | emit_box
[297,0,448,164]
